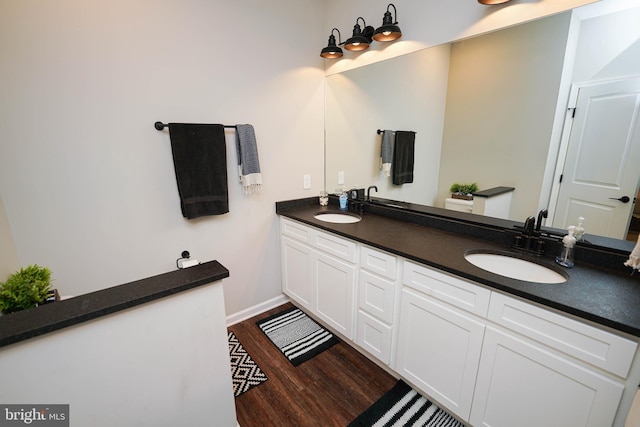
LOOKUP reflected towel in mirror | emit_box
[392,131,416,185]
[380,130,393,177]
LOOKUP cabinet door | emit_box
[281,236,313,310]
[358,270,395,324]
[395,288,485,422]
[470,326,624,427]
[313,250,356,339]
[356,310,393,364]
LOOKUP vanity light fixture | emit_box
[372,4,402,42]
[478,0,512,4]
[320,28,343,59]
[344,17,374,51]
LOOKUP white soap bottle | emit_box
[574,217,585,241]
[556,226,576,268]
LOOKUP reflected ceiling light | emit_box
[344,17,374,51]
[372,4,402,42]
[320,28,343,59]
[478,0,512,4]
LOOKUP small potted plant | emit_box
[0,265,52,314]
[450,182,478,200]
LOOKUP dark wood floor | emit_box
[228,302,398,427]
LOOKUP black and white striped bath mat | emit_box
[256,307,338,366]
[349,380,464,427]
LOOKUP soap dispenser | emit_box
[556,226,576,268]
[574,217,585,241]
[339,190,348,211]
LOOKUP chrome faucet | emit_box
[367,185,378,202]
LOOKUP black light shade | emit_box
[344,17,374,51]
[372,4,402,42]
[320,28,343,59]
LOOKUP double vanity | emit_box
[277,198,640,427]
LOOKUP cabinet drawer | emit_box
[280,217,313,244]
[403,261,490,317]
[360,246,397,280]
[313,229,357,263]
[488,292,638,378]
[358,270,395,324]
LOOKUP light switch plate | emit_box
[303,174,311,189]
[338,171,344,185]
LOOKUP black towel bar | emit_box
[154,121,237,131]
[377,129,417,135]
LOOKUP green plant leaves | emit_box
[0,265,52,314]
[449,182,478,194]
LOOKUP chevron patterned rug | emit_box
[228,331,268,397]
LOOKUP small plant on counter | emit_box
[450,182,478,200]
[0,265,52,314]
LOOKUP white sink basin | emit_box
[464,250,568,284]
[314,212,362,224]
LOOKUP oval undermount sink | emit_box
[314,212,362,224]
[464,250,568,284]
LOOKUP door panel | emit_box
[553,78,640,239]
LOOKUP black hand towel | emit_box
[168,123,229,218]
[392,131,416,185]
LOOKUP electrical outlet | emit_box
[303,174,311,189]
[338,171,344,185]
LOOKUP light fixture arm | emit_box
[330,27,342,45]
[386,4,398,26]
[353,17,366,36]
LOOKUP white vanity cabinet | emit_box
[280,220,315,311]
[280,217,357,339]
[469,293,636,427]
[279,215,640,427]
[395,261,491,421]
[355,246,399,364]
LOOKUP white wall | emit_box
[0,195,19,280]
[572,4,640,82]
[0,281,236,427]
[325,44,450,203]
[323,0,598,75]
[0,0,325,316]
[438,12,572,222]
[0,0,602,320]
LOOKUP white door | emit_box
[552,77,640,239]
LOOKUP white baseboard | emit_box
[226,294,290,326]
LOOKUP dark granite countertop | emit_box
[0,260,229,348]
[277,202,640,338]
[473,186,515,198]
